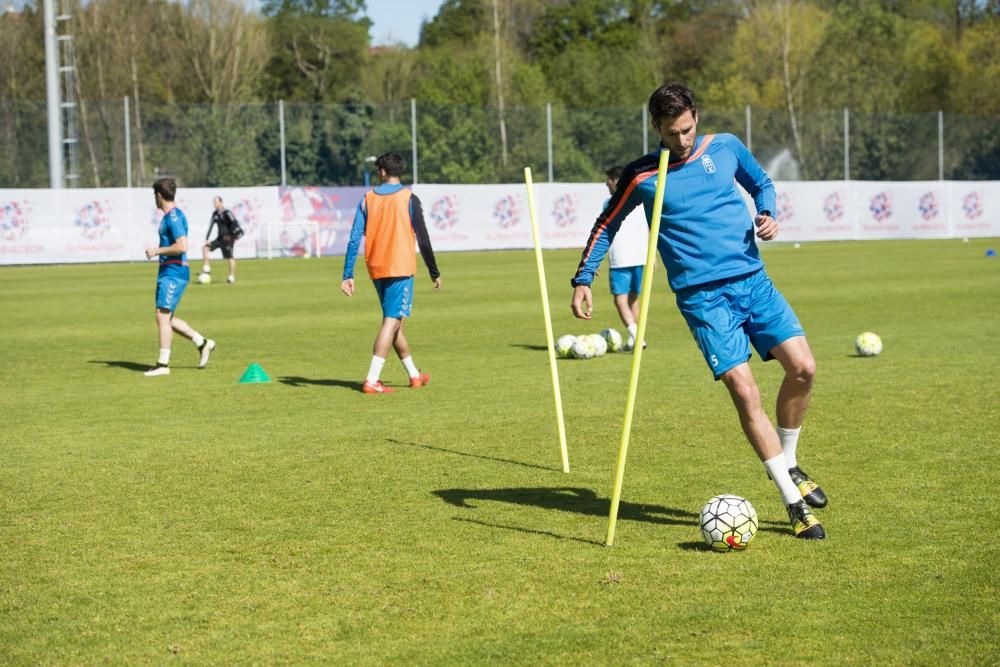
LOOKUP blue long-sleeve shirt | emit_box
[572,133,776,292]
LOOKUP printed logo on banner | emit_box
[823,192,844,222]
[430,195,460,230]
[962,192,983,220]
[918,192,939,221]
[552,193,577,227]
[869,192,893,222]
[75,200,113,239]
[494,195,521,229]
[701,155,716,174]
[0,200,31,241]
[775,192,793,222]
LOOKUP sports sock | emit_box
[366,355,386,384]
[401,355,420,378]
[764,454,802,505]
[627,323,638,338]
[191,333,205,348]
[202,264,211,273]
[777,426,801,468]
[157,348,171,365]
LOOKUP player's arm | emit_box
[341,199,367,296]
[732,136,779,240]
[570,166,642,317]
[146,235,188,259]
[409,195,441,289]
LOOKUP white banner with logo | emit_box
[1,182,997,265]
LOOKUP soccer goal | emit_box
[262,222,321,259]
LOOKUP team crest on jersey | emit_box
[701,155,716,174]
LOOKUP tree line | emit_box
[1,0,998,187]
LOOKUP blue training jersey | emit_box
[572,133,776,292]
[158,207,190,278]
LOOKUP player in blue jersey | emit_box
[143,178,216,377]
[571,83,827,540]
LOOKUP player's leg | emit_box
[744,270,827,508]
[227,257,236,283]
[223,240,236,283]
[364,316,401,393]
[170,315,216,368]
[144,307,175,376]
[201,242,213,274]
[391,322,429,388]
[610,267,638,350]
[769,336,826,507]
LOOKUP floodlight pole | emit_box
[546,102,553,183]
[745,104,752,152]
[279,99,287,186]
[642,105,648,154]
[44,0,63,189]
[411,98,418,185]
[124,96,132,188]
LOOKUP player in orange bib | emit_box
[341,153,441,394]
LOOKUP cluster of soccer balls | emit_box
[555,328,624,359]
[699,494,759,551]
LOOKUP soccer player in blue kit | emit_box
[571,83,827,540]
[144,178,216,377]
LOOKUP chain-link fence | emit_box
[3,98,998,188]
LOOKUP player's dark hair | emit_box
[376,153,406,178]
[648,82,697,126]
[605,166,623,181]
[153,177,177,202]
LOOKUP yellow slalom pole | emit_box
[524,167,570,473]
[606,149,670,546]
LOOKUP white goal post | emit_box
[262,221,321,259]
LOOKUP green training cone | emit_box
[239,362,271,384]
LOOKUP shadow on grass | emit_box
[89,360,151,373]
[451,517,605,546]
[278,376,363,391]
[388,439,559,472]
[509,343,548,352]
[434,486,698,527]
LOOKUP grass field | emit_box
[2,239,999,664]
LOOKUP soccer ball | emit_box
[555,335,577,359]
[855,331,882,357]
[699,494,759,552]
[571,337,596,359]
[586,333,608,357]
[600,328,623,352]
[197,272,211,285]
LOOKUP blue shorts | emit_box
[155,273,189,311]
[675,269,804,380]
[373,276,414,318]
[609,265,643,296]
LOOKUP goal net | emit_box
[261,222,321,259]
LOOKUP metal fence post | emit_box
[124,96,131,188]
[745,104,752,152]
[411,98,418,185]
[938,110,944,181]
[843,107,850,181]
[547,102,553,183]
[279,100,286,187]
[642,104,648,154]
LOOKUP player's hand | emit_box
[571,285,593,319]
[754,214,778,241]
[144,247,158,259]
[432,277,442,290]
[341,278,354,296]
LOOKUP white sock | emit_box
[777,426,801,468]
[191,333,205,347]
[764,454,802,505]
[157,348,171,365]
[401,355,420,378]
[366,355,386,384]
[202,264,211,273]
[627,323,638,339]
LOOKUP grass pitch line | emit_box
[524,167,570,473]
[606,148,670,546]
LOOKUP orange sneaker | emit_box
[362,380,395,394]
[409,372,430,388]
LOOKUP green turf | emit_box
[2,239,998,664]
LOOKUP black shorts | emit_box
[208,235,235,259]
